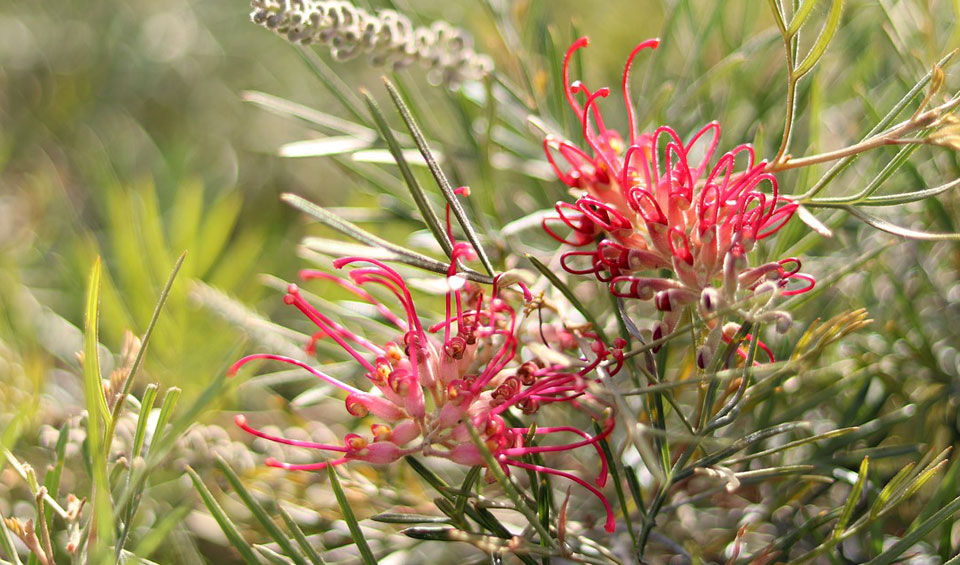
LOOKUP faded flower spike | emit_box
[230,198,618,532]
[542,38,815,341]
[250,0,493,85]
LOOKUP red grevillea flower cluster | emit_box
[230,198,621,532]
[543,38,815,344]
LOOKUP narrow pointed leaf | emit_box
[862,178,960,206]
[370,513,451,524]
[295,46,367,124]
[131,384,159,459]
[186,466,262,565]
[454,466,481,524]
[42,422,70,509]
[793,0,843,78]
[383,78,496,276]
[463,421,556,546]
[865,495,960,565]
[843,205,960,240]
[361,90,452,258]
[242,91,372,136]
[766,0,788,35]
[327,467,377,565]
[284,194,493,284]
[106,251,185,456]
[833,456,868,537]
[83,258,114,560]
[278,506,326,565]
[216,456,309,565]
[130,505,191,560]
[402,458,526,555]
[279,136,374,158]
[803,49,956,199]
[596,428,637,547]
[786,0,820,37]
[146,387,181,458]
[870,463,916,519]
[727,427,858,464]
[256,544,296,565]
[399,526,462,541]
[351,149,435,165]
[796,205,833,236]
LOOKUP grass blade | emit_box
[185,466,262,565]
[106,251,186,454]
[83,257,115,561]
[326,467,377,565]
[215,456,309,565]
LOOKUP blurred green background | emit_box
[2,0,960,561]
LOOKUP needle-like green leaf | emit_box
[793,0,843,78]
[786,0,819,37]
[327,466,377,565]
[360,89,453,259]
[865,494,960,565]
[83,258,115,561]
[186,466,262,565]
[278,505,326,565]
[383,78,496,276]
[216,456,310,565]
[832,456,868,537]
[283,193,493,284]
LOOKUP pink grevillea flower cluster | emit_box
[542,38,815,349]
[230,212,621,532]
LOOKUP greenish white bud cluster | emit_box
[250,0,493,85]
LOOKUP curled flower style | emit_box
[230,197,619,532]
[250,0,493,85]
[542,38,815,346]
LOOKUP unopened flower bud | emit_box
[700,287,722,314]
[761,310,792,334]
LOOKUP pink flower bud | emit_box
[345,392,406,421]
[446,443,485,466]
[349,440,402,465]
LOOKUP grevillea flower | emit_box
[542,38,815,352]
[230,195,621,532]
